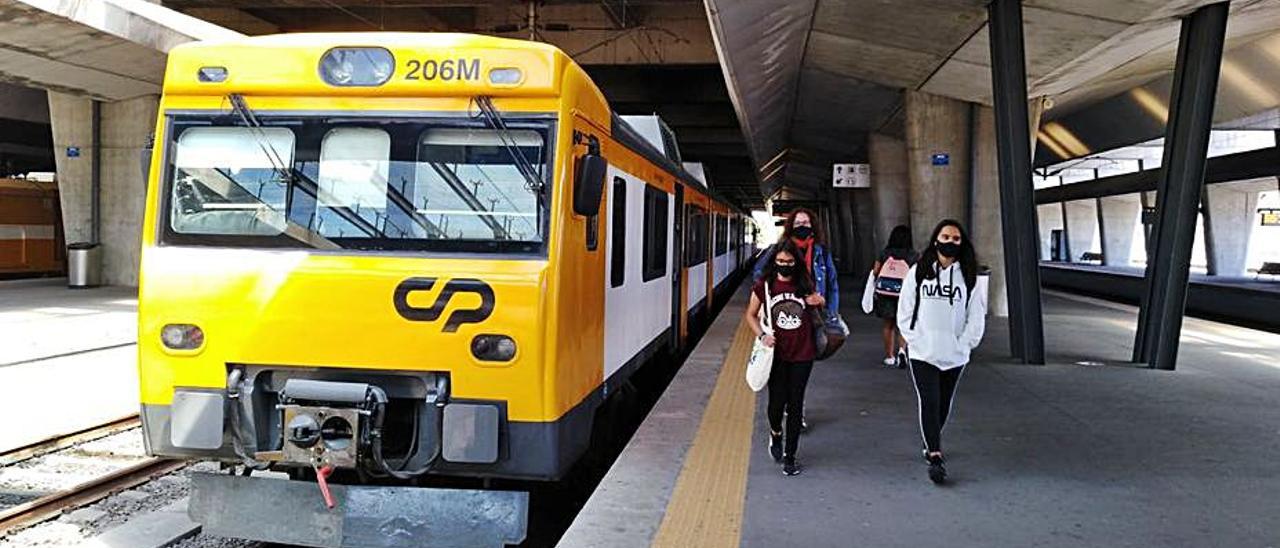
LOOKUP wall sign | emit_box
[1261,208,1280,227]
[931,153,950,166]
[832,163,870,188]
[66,147,80,158]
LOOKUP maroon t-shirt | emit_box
[752,277,817,363]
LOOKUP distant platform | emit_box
[1040,262,1279,332]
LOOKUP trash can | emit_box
[67,242,102,288]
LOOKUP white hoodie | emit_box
[896,262,988,370]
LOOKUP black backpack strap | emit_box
[910,275,922,331]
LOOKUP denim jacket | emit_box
[752,242,841,322]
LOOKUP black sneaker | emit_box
[896,349,908,369]
[927,455,947,484]
[768,432,783,462]
[782,456,801,476]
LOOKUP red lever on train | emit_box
[314,464,336,510]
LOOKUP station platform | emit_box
[1041,262,1279,333]
[559,280,1280,547]
[0,279,139,453]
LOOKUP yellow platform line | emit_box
[651,319,757,548]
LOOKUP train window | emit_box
[684,205,707,267]
[610,177,626,288]
[642,185,668,282]
[318,128,391,236]
[416,128,544,242]
[715,214,727,256]
[169,127,295,236]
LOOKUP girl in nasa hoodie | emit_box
[896,219,988,485]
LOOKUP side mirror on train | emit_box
[573,153,607,217]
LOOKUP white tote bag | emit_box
[860,270,876,314]
[745,283,774,392]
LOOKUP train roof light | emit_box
[197,67,228,83]
[488,67,523,86]
[319,47,394,87]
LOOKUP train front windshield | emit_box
[162,115,553,254]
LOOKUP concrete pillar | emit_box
[905,90,970,248]
[1204,184,1261,277]
[100,96,158,287]
[868,133,910,251]
[1037,203,1063,260]
[1063,199,1098,262]
[971,106,1008,316]
[48,92,156,287]
[851,189,877,276]
[48,92,94,246]
[1099,194,1141,267]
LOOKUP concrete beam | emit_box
[0,0,237,100]
[179,7,279,35]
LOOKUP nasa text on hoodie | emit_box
[894,263,989,370]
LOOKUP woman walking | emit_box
[751,208,842,433]
[745,240,821,476]
[872,225,916,368]
[896,219,987,484]
[752,208,841,328]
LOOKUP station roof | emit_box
[705,0,1280,200]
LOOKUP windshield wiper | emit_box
[474,96,545,198]
[226,93,402,241]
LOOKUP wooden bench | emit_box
[1079,252,1104,263]
[1254,262,1280,280]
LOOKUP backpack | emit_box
[875,256,911,297]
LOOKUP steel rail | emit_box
[0,457,186,536]
[0,415,141,467]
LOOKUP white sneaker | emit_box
[882,357,896,367]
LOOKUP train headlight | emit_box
[488,67,523,85]
[161,324,204,350]
[319,47,394,87]
[471,334,516,362]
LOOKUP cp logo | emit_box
[393,277,495,332]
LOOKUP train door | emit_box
[671,184,685,351]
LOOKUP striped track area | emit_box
[651,319,756,548]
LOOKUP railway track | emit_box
[0,415,185,538]
[0,457,185,537]
[0,414,141,467]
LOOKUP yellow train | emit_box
[137,33,755,545]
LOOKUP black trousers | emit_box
[767,359,813,457]
[908,360,965,454]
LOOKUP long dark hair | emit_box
[780,207,823,245]
[761,239,814,296]
[916,219,978,289]
[886,224,912,251]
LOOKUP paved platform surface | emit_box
[561,280,1280,548]
[0,279,139,453]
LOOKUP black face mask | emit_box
[791,226,813,240]
[937,241,961,259]
[775,263,797,278]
